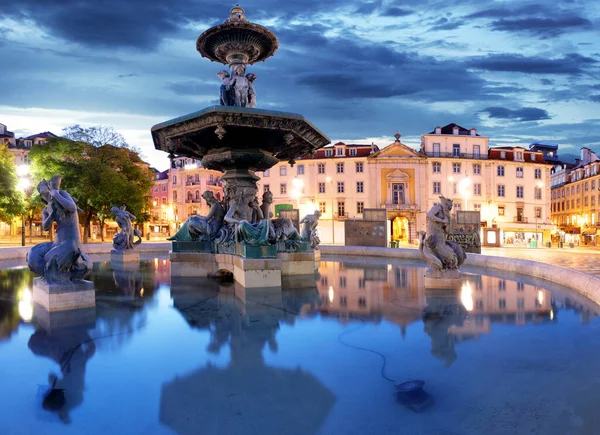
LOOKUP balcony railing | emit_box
[513,217,529,223]
[186,180,201,186]
[382,203,419,211]
[333,212,349,220]
[424,152,488,160]
[206,180,222,186]
[185,198,202,204]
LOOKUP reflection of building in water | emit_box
[313,261,554,337]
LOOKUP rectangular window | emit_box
[433,143,440,156]
[535,207,542,218]
[516,151,523,160]
[264,184,270,192]
[534,168,541,179]
[337,163,344,173]
[356,162,363,173]
[356,181,364,193]
[337,182,344,193]
[358,278,365,289]
[280,183,287,194]
[473,164,481,175]
[336,147,344,156]
[339,276,346,287]
[172,175,177,185]
[473,145,480,157]
[517,186,524,198]
[337,201,345,216]
[453,163,461,174]
[357,201,364,214]
[154,185,158,192]
[173,191,177,201]
[535,187,542,200]
[497,166,505,176]
[349,148,357,156]
[516,167,523,178]
[474,183,481,195]
[433,182,441,194]
[498,205,505,216]
[340,296,347,306]
[453,144,460,157]
[162,197,167,205]
[499,280,506,290]
[499,298,506,309]
[318,163,325,174]
[280,166,287,176]
[263,169,270,177]
[319,201,326,214]
[500,151,506,159]
[318,182,325,193]
[532,154,536,161]
[517,298,525,309]
[433,162,441,173]
[325,149,333,157]
[161,184,167,192]
[297,164,304,175]
[498,185,505,197]
[474,203,481,211]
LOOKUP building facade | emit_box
[551,148,600,246]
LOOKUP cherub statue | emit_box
[217,70,234,106]
[111,206,141,250]
[27,175,92,283]
[246,73,257,108]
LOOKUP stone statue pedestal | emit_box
[314,249,321,266]
[424,269,462,289]
[32,303,96,333]
[111,249,140,265]
[32,277,95,312]
[170,248,318,289]
[236,243,277,258]
[172,241,213,253]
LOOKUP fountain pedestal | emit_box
[424,269,462,289]
[110,249,140,265]
[32,277,95,312]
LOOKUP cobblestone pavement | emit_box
[482,246,600,277]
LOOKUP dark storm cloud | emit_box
[480,107,551,122]
[468,53,597,74]
[490,16,592,37]
[381,7,414,17]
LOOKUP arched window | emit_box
[187,191,193,201]
[195,190,200,200]
[173,191,177,201]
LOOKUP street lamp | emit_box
[535,181,544,248]
[457,176,472,211]
[16,165,31,247]
[291,177,304,209]
[326,176,334,244]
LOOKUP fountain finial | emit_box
[225,4,248,23]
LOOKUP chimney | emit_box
[470,127,477,136]
[435,126,441,134]
[452,125,459,136]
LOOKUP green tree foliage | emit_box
[29,137,154,243]
[0,144,25,223]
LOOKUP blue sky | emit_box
[0,0,598,169]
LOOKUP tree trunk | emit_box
[100,220,105,242]
[82,211,93,244]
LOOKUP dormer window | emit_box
[531,154,536,161]
[325,149,333,157]
[515,151,523,160]
[500,151,506,159]
[349,148,357,156]
[336,147,344,156]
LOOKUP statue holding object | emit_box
[111,206,142,250]
[168,191,225,242]
[300,210,321,249]
[27,175,92,283]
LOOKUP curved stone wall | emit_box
[319,246,600,306]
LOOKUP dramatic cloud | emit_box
[479,107,551,122]
[468,53,597,75]
[0,0,598,169]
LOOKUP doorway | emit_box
[392,217,409,243]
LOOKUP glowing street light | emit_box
[325,176,334,244]
[17,164,32,247]
[457,176,472,210]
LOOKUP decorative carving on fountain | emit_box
[27,176,92,283]
[420,196,466,275]
[111,206,142,250]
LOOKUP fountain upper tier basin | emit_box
[151,106,330,167]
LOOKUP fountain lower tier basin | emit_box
[151,106,330,166]
[170,250,318,288]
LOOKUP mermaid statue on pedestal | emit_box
[27,175,92,283]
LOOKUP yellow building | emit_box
[551,148,600,246]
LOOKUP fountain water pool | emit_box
[1,255,600,435]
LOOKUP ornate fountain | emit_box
[151,5,329,287]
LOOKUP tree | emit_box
[28,137,154,243]
[62,124,131,149]
[0,144,25,223]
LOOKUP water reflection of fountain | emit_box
[160,278,333,435]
